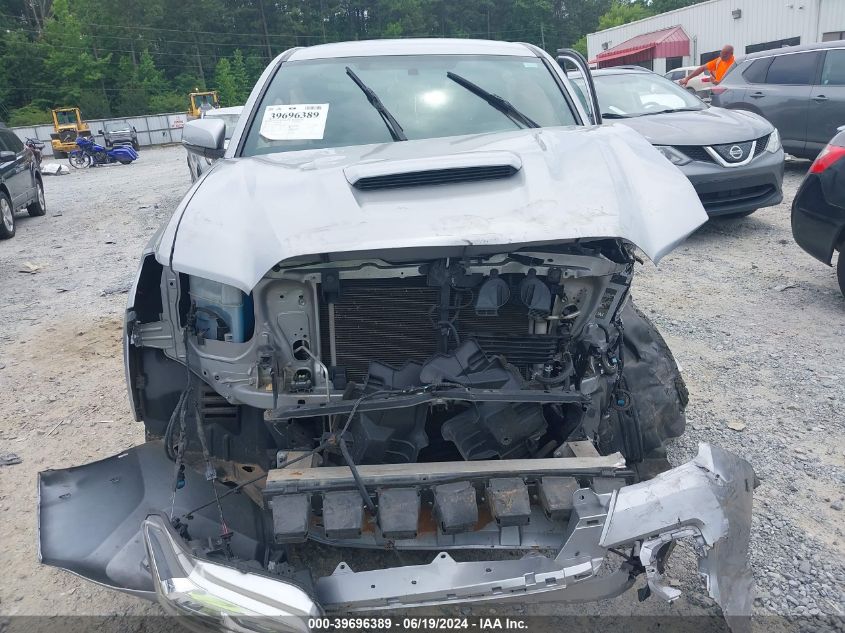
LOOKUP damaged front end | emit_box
[39,441,754,631]
[40,238,756,631]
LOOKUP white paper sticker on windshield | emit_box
[259,104,329,140]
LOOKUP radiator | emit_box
[318,278,560,382]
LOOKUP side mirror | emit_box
[182,118,226,159]
[0,150,15,163]
[98,129,104,135]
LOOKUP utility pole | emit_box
[195,44,205,87]
[258,0,273,59]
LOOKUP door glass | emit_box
[765,52,818,85]
[820,49,845,86]
[742,58,773,83]
[0,130,22,152]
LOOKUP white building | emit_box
[587,0,845,74]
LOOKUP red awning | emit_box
[595,26,690,68]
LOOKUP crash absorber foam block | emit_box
[377,487,421,539]
[486,477,531,527]
[270,494,310,544]
[322,490,364,539]
[433,481,479,534]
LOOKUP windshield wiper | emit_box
[446,71,540,129]
[638,107,704,117]
[345,66,407,141]
[600,112,630,119]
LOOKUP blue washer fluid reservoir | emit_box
[188,276,254,343]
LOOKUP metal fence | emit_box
[10,112,190,157]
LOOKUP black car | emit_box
[0,125,46,239]
[100,121,139,150]
[791,128,845,296]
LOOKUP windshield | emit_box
[241,54,578,156]
[589,72,704,118]
[104,122,129,132]
[55,110,77,126]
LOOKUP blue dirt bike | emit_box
[68,136,138,169]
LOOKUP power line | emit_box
[0,10,544,40]
[7,23,292,49]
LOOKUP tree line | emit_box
[0,0,706,126]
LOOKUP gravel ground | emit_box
[0,147,843,627]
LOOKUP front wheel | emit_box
[0,191,15,239]
[837,251,845,298]
[27,178,46,217]
[68,151,91,169]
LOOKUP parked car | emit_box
[0,125,46,239]
[100,120,139,150]
[664,65,713,97]
[792,127,845,295]
[187,105,243,181]
[711,40,845,159]
[39,40,756,628]
[574,67,784,217]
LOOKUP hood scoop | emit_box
[345,151,522,191]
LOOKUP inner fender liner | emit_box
[616,300,688,459]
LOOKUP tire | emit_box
[27,178,46,217]
[132,140,140,151]
[68,151,91,169]
[837,251,845,298]
[119,159,133,165]
[0,191,15,239]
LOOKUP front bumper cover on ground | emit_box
[39,442,755,632]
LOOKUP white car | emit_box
[664,65,713,97]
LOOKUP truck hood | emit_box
[611,107,773,146]
[158,125,707,293]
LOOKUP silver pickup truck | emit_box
[38,38,755,632]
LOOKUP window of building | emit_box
[765,51,819,85]
[745,37,800,54]
[820,49,845,86]
[700,50,720,64]
[822,31,845,42]
[665,56,683,72]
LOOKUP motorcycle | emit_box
[25,138,44,168]
[68,136,138,169]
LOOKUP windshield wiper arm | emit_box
[446,71,540,129]
[600,112,629,119]
[345,66,407,141]
[639,107,704,117]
